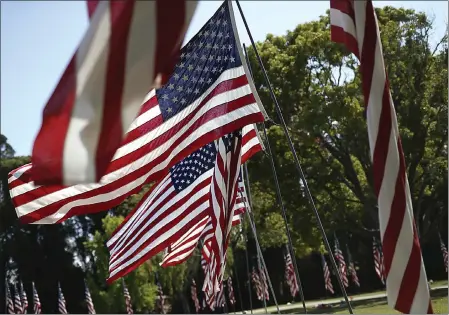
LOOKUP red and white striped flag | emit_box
[333,238,348,288]
[106,126,260,283]
[84,281,96,314]
[8,1,265,225]
[57,283,68,314]
[6,284,15,314]
[251,267,263,301]
[204,130,243,295]
[284,251,299,297]
[20,281,28,314]
[346,244,360,287]
[259,267,269,301]
[321,254,334,294]
[122,279,133,314]
[373,237,385,284]
[32,282,41,314]
[191,280,201,313]
[215,282,226,309]
[330,1,432,312]
[31,0,198,186]
[438,233,448,273]
[227,277,236,306]
[14,284,23,314]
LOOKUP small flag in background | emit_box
[284,251,299,298]
[32,282,41,314]
[227,277,236,306]
[30,0,198,186]
[20,281,28,314]
[157,281,165,314]
[122,279,133,314]
[372,237,385,284]
[57,283,68,314]
[321,254,334,294]
[5,283,15,314]
[330,0,432,313]
[14,284,23,314]
[333,237,348,288]
[84,280,96,314]
[346,244,360,287]
[438,233,448,273]
[258,267,269,301]
[191,279,201,313]
[251,267,263,301]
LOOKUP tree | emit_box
[245,6,447,252]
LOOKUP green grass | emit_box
[306,289,448,314]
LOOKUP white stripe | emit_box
[63,2,111,185]
[13,105,258,222]
[330,8,357,40]
[109,201,209,278]
[353,1,367,57]
[120,1,157,137]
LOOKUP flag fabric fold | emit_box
[84,280,96,314]
[32,282,42,314]
[122,279,133,314]
[58,283,68,314]
[346,244,360,287]
[284,251,299,298]
[330,0,432,312]
[31,0,198,186]
[20,281,28,314]
[8,1,265,226]
[373,237,385,284]
[14,284,23,314]
[6,283,15,314]
[333,237,348,288]
[321,254,334,294]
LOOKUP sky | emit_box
[1,1,447,156]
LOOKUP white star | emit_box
[208,55,214,61]
[174,73,180,80]
[186,52,191,58]
[198,31,203,37]
[172,96,178,103]
[182,75,189,81]
[213,44,219,50]
[181,53,185,58]
[176,86,183,92]
[212,67,217,73]
[204,30,209,37]
[222,44,227,50]
[220,7,225,13]
[179,62,185,68]
[187,87,193,93]
[211,31,216,37]
[217,56,222,62]
[206,43,212,49]
[168,83,175,89]
[225,33,230,38]
[188,64,194,71]
[228,44,233,50]
[199,42,204,48]
[194,88,200,94]
[201,55,207,61]
[181,98,187,105]
[204,66,209,72]
[219,67,224,72]
[207,78,212,84]
[222,20,228,26]
[162,94,169,100]
[167,107,173,113]
[218,32,223,38]
[199,77,205,84]
[187,180,191,184]
[193,53,198,60]
[196,66,202,72]
[181,179,185,183]
[230,57,235,62]
[224,56,228,61]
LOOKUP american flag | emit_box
[157,281,165,314]
[84,281,96,314]
[14,284,23,314]
[251,267,263,301]
[259,267,269,301]
[227,277,236,306]
[20,281,28,314]
[5,283,15,314]
[191,279,201,313]
[122,279,133,314]
[372,237,385,284]
[8,1,265,225]
[321,254,334,294]
[57,283,68,314]
[32,282,41,314]
[330,0,432,313]
[30,0,198,186]
[284,251,299,297]
[438,233,448,273]
[215,282,225,309]
[346,244,360,287]
[106,125,260,283]
[204,130,242,296]
[333,237,348,288]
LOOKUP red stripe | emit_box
[154,0,185,85]
[95,1,135,181]
[359,1,376,110]
[31,57,76,186]
[330,0,354,18]
[330,25,359,58]
[86,0,100,18]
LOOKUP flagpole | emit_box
[242,221,253,314]
[242,44,307,314]
[234,1,353,313]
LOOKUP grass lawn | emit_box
[308,289,448,314]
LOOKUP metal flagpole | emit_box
[242,165,280,314]
[242,44,307,314]
[234,1,353,312]
[242,223,253,314]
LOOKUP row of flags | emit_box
[5,0,440,313]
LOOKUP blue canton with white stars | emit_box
[156,3,242,121]
[170,129,243,192]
